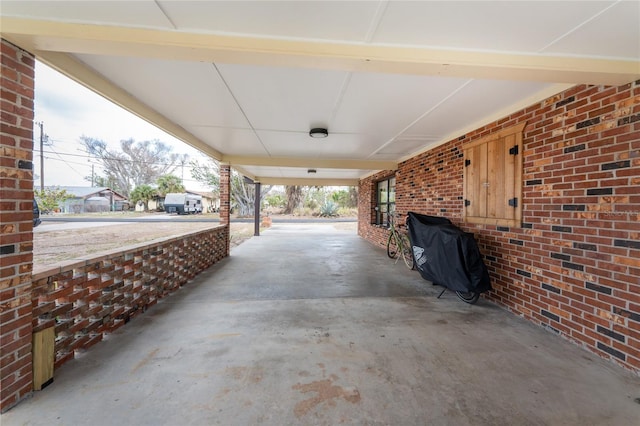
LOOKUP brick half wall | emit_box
[31,226,229,371]
[358,81,640,373]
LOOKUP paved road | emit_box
[40,214,208,223]
[36,215,356,232]
[40,216,356,223]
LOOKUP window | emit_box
[375,177,395,226]
[463,123,525,227]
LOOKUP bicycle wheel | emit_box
[455,290,480,304]
[387,232,400,259]
[386,232,399,259]
[400,233,414,269]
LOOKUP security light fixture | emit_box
[309,128,328,138]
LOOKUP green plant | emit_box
[156,174,185,196]
[34,187,72,213]
[264,193,286,208]
[130,184,157,211]
[304,187,326,210]
[330,187,358,208]
[319,201,339,217]
[337,207,357,217]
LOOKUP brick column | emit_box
[0,39,35,412]
[219,163,231,255]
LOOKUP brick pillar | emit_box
[219,163,231,255]
[0,39,35,412]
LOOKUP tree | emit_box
[347,186,358,208]
[83,174,109,187]
[81,136,183,198]
[190,159,220,194]
[156,174,185,196]
[264,193,286,209]
[230,175,272,216]
[284,186,304,214]
[331,187,358,208]
[129,185,157,212]
[35,187,72,213]
[304,186,327,211]
[190,159,271,216]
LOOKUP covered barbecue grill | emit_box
[407,212,491,296]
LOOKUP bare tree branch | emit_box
[81,136,182,198]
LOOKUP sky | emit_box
[33,61,210,192]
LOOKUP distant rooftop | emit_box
[45,186,127,199]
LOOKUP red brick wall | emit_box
[357,170,395,248]
[0,39,35,412]
[359,81,640,373]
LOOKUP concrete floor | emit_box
[4,223,640,425]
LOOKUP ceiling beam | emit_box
[222,155,397,171]
[2,17,638,85]
[254,177,359,186]
[35,50,223,161]
[226,164,256,182]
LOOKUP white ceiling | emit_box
[1,1,639,185]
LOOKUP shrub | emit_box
[264,193,286,208]
[337,207,357,217]
[319,201,339,217]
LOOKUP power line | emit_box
[42,155,204,185]
[38,136,209,158]
[34,148,205,168]
[49,145,92,178]
[40,155,99,169]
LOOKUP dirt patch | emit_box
[33,222,255,267]
[32,214,357,268]
[292,377,360,418]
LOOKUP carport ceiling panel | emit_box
[279,168,365,180]
[250,166,365,180]
[0,0,174,29]
[375,138,440,156]
[215,64,348,132]
[255,130,372,159]
[186,126,267,157]
[329,73,469,140]
[76,54,251,130]
[404,80,554,138]
[539,2,640,59]
[157,0,380,41]
[369,152,404,161]
[240,166,284,179]
[372,1,615,53]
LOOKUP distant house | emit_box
[50,186,129,213]
[134,193,164,212]
[147,194,164,212]
[186,190,219,213]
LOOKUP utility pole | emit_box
[38,121,45,191]
[91,164,95,187]
[181,158,186,185]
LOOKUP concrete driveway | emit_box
[4,223,639,425]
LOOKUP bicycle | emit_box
[386,213,414,269]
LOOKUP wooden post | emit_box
[32,327,55,390]
[254,181,261,236]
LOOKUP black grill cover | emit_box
[407,212,491,293]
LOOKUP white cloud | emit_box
[34,61,209,191]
